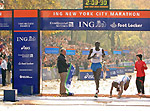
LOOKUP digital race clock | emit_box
[83,0,109,10]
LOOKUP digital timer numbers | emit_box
[85,0,108,6]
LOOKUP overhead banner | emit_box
[45,46,59,54]
[13,10,40,95]
[0,11,12,30]
[40,10,150,31]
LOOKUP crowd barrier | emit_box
[119,62,134,66]
[109,68,117,77]
[42,60,148,81]
[0,60,147,84]
[42,67,60,80]
[79,69,110,80]
[144,59,150,64]
[78,62,135,80]
[114,67,125,75]
[123,66,134,73]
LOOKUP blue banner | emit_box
[65,64,75,93]
[40,18,150,31]
[124,67,134,73]
[109,68,117,76]
[0,11,12,30]
[14,18,38,30]
[79,70,110,80]
[121,62,134,66]
[0,18,12,30]
[144,59,150,64]
[45,47,59,54]
[105,51,108,55]
[113,50,122,54]
[66,49,76,55]
[13,10,39,95]
[80,71,94,80]
[14,32,39,94]
[82,50,89,55]
[100,71,111,79]
[123,50,130,53]
[116,67,125,75]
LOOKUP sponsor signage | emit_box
[45,46,59,54]
[13,10,40,94]
[40,10,150,31]
[121,62,134,66]
[113,50,122,54]
[66,49,76,55]
[79,70,110,80]
[82,50,89,55]
[144,59,150,64]
[104,50,108,55]
[123,50,130,53]
[83,0,109,10]
[124,66,134,73]
[81,49,108,56]
[80,71,94,80]
[109,68,117,76]
[0,11,12,30]
[116,67,125,75]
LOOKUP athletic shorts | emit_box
[91,62,102,72]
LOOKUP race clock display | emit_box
[83,0,109,10]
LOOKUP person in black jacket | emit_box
[7,58,12,84]
[57,49,68,97]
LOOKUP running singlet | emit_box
[114,76,130,85]
[91,47,103,63]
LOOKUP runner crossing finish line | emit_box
[88,42,105,98]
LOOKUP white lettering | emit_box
[17,36,36,42]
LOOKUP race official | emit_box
[57,49,68,97]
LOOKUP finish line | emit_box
[38,94,150,98]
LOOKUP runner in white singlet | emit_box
[88,42,105,98]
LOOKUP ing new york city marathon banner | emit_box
[40,10,150,31]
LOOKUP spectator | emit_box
[103,61,107,81]
[6,58,12,84]
[135,54,148,96]
[1,56,8,86]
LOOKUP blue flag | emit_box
[65,64,75,93]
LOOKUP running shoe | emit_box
[67,92,74,96]
[94,90,99,98]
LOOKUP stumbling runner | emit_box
[110,75,132,99]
